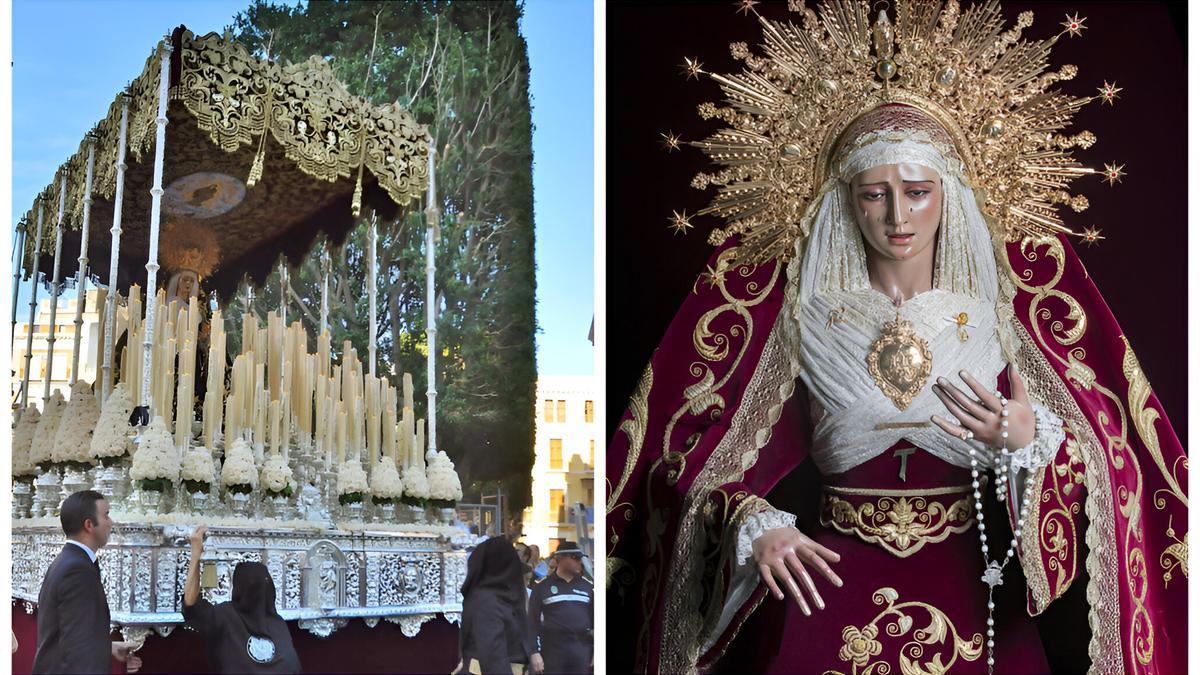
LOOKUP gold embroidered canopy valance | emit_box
[21,26,429,301]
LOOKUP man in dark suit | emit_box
[32,490,142,674]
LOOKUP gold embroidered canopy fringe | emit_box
[19,26,430,302]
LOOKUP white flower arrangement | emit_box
[337,460,370,498]
[221,438,258,492]
[401,464,431,501]
[52,380,100,466]
[425,451,463,502]
[130,416,181,487]
[12,407,41,477]
[261,453,295,496]
[181,446,216,488]
[90,382,134,462]
[369,457,404,502]
[29,391,67,466]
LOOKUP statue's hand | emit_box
[930,364,1035,449]
[752,526,842,615]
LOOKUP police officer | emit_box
[528,542,592,674]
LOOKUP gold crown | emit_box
[668,0,1119,264]
[159,222,220,278]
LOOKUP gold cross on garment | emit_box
[893,447,916,482]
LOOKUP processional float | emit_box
[11,27,468,643]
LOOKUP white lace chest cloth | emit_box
[792,288,1006,476]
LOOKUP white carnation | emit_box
[12,406,41,477]
[220,438,258,489]
[425,451,463,501]
[401,464,431,499]
[261,453,295,494]
[52,380,100,465]
[369,457,404,499]
[29,391,67,466]
[90,382,134,460]
[130,416,181,482]
[181,447,216,485]
[337,460,369,496]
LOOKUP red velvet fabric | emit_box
[710,449,1049,674]
[12,605,459,674]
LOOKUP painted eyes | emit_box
[859,189,931,201]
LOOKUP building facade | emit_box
[12,289,106,408]
[521,374,597,554]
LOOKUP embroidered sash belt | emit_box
[818,484,975,558]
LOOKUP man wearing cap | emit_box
[527,541,592,674]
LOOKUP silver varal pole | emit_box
[100,93,131,404]
[70,136,97,386]
[141,38,173,412]
[319,246,330,336]
[20,203,45,410]
[280,261,288,326]
[367,214,377,378]
[424,144,438,457]
[43,172,69,406]
[11,225,26,346]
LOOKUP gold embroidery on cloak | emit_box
[824,587,983,675]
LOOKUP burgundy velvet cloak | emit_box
[606,235,1186,674]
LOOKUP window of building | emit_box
[550,439,563,469]
[543,399,554,422]
[556,399,567,423]
[549,490,565,523]
[584,400,594,423]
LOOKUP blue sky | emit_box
[13,0,594,377]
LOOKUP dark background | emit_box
[606,1,1187,446]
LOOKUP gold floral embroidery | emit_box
[820,489,973,558]
[838,625,882,667]
[824,587,983,675]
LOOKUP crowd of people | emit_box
[455,537,593,675]
[20,489,593,675]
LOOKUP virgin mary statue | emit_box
[606,3,1187,674]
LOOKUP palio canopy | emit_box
[20,26,429,301]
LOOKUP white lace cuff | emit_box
[736,507,797,567]
[1009,403,1065,471]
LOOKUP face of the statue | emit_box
[178,273,196,297]
[850,162,942,265]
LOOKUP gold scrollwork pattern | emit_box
[1007,234,1155,672]
[1036,428,1084,601]
[178,35,271,152]
[823,587,983,675]
[1159,516,1187,588]
[819,491,973,558]
[612,363,652,507]
[658,250,780,486]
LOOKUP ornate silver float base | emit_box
[61,467,92,504]
[13,522,472,639]
[33,469,62,518]
[375,503,397,522]
[139,488,166,515]
[12,481,34,519]
[226,491,254,518]
[406,505,427,524]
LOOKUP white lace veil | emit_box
[795,131,1000,307]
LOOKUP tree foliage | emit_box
[227,0,536,510]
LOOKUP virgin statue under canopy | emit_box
[605,2,1187,674]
